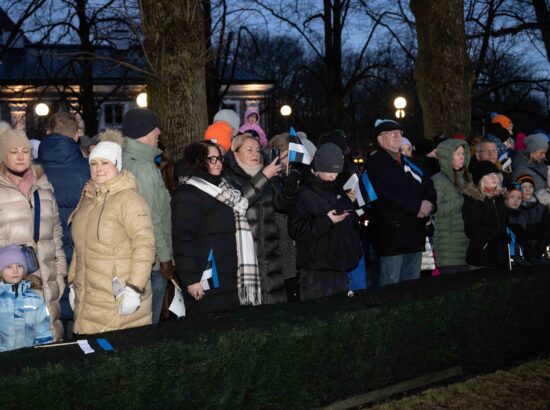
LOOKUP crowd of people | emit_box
[0,108,549,352]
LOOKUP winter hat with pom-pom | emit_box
[89,131,123,172]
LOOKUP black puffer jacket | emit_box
[288,171,361,272]
[171,169,239,314]
[462,186,508,268]
[223,151,294,304]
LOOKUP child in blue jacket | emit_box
[0,244,53,352]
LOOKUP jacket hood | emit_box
[83,169,137,198]
[437,139,470,180]
[37,134,84,163]
[243,108,260,123]
[123,137,161,161]
[463,183,505,201]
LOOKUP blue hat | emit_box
[374,119,403,136]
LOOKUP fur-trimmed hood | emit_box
[463,183,505,201]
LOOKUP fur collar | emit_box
[463,183,505,201]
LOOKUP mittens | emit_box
[119,287,140,315]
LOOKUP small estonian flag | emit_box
[358,171,377,207]
[403,156,423,184]
[288,127,312,165]
[201,249,220,291]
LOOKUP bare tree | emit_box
[139,0,208,157]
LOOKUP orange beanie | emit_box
[491,114,513,130]
[204,121,232,151]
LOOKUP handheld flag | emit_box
[201,249,220,291]
[403,156,423,183]
[288,127,312,165]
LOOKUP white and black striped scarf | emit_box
[182,176,261,305]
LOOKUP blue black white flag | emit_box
[403,156,423,183]
[288,127,312,165]
[200,249,220,291]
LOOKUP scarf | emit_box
[235,156,262,177]
[183,176,262,305]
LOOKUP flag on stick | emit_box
[201,249,220,291]
[288,127,312,165]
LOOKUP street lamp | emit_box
[393,96,407,119]
[280,105,292,116]
[35,103,49,117]
[136,92,147,108]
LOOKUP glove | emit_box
[56,274,66,299]
[283,168,302,196]
[119,287,140,315]
[69,285,75,311]
[159,260,175,280]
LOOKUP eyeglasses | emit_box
[207,156,224,164]
[481,149,498,154]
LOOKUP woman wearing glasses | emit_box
[173,141,261,315]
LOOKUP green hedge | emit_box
[2,268,550,409]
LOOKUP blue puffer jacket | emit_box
[0,280,53,352]
[36,134,90,262]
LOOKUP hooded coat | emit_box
[36,133,90,262]
[69,170,155,334]
[431,139,472,267]
[0,279,53,351]
[0,165,66,341]
[462,185,508,268]
[239,108,268,147]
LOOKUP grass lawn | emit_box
[369,357,550,409]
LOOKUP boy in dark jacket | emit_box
[289,143,361,301]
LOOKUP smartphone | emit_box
[335,209,353,215]
[269,148,280,164]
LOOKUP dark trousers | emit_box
[299,268,349,301]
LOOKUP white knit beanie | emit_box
[89,141,122,171]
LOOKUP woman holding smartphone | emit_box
[224,133,297,304]
[69,132,155,334]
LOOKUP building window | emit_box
[104,103,124,126]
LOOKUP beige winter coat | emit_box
[0,165,67,341]
[69,170,155,334]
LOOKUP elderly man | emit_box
[469,139,513,185]
[121,108,173,323]
[364,119,436,286]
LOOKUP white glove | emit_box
[69,285,75,311]
[56,274,66,299]
[119,287,140,316]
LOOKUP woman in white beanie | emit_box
[0,126,67,341]
[68,130,155,334]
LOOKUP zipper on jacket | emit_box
[96,190,110,241]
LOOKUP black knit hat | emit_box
[374,119,403,136]
[122,108,159,139]
[486,123,510,142]
[313,143,344,173]
[473,160,500,185]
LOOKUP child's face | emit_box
[521,182,534,201]
[2,264,25,284]
[506,190,522,209]
[247,114,258,124]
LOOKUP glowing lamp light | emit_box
[35,103,49,117]
[395,109,406,119]
[136,92,148,108]
[393,96,407,109]
[280,105,292,116]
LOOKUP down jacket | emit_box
[223,151,293,304]
[431,139,472,267]
[0,165,67,341]
[0,280,53,352]
[69,170,155,335]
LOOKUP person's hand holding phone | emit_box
[327,209,349,224]
[262,157,283,179]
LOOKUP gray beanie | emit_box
[213,109,240,131]
[313,143,344,173]
[525,133,548,153]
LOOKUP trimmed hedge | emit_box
[1,268,550,409]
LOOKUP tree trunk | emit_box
[202,0,220,121]
[324,0,344,129]
[140,0,209,159]
[532,0,550,63]
[410,0,475,139]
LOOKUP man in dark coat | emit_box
[36,112,90,263]
[365,119,436,286]
[289,143,361,300]
[36,112,90,324]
